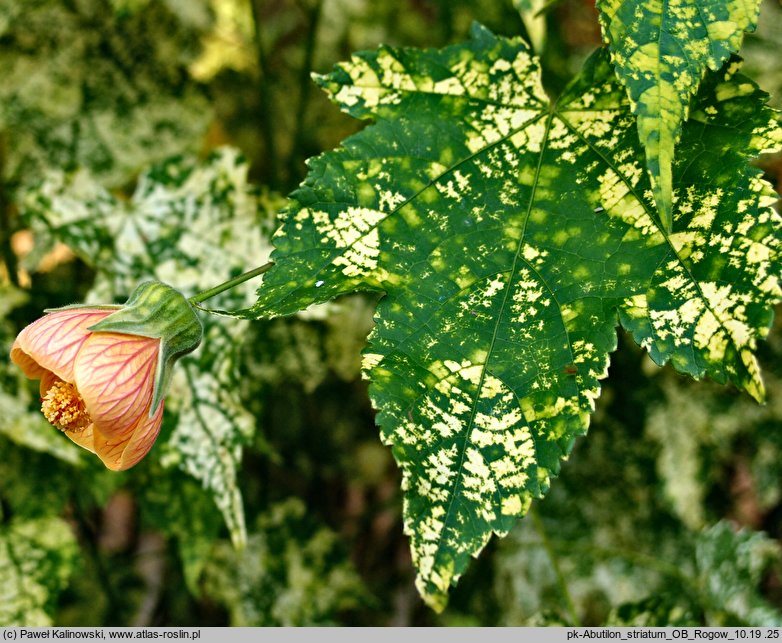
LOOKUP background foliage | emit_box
[2,0,782,626]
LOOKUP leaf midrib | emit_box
[427,107,558,579]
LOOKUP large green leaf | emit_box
[20,148,274,547]
[0,517,80,626]
[596,0,762,230]
[245,24,782,610]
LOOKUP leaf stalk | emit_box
[188,262,274,305]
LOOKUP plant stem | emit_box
[188,262,273,305]
[0,134,19,288]
[531,506,581,626]
[250,0,280,189]
[544,538,698,593]
[287,0,323,183]
[70,493,122,625]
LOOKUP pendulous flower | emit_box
[10,282,202,471]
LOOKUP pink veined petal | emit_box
[73,332,160,438]
[65,422,97,454]
[11,340,48,379]
[93,401,164,471]
[12,309,114,383]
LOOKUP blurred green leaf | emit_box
[201,498,368,626]
[513,0,547,53]
[606,596,697,626]
[695,521,782,625]
[0,0,211,190]
[138,466,223,594]
[646,375,782,529]
[742,0,782,110]
[246,296,376,393]
[0,516,80,626]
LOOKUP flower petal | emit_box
[93,401,164,471]
[66,423,97,454]
[12,309,114,383]
[73,332,160,438]
[38,369,59,398]
[11,340,48,379]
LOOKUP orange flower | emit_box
[10,282,202,471]
[11,308,164,470]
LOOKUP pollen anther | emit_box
[41,380,91,433]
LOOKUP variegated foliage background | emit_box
[2,0,782,627]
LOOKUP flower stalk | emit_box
[188,262,274,305]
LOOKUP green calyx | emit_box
[87,281,203,415]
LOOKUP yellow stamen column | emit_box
[41,381,91,433]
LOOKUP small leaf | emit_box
[0,517,80,626]
[513,0,548,54]
[246,25,782,609]
[596,0,762,230]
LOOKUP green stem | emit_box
[250,0,280,189]
[70,493,122,625]
[545,539,698,592]
[286,0,323,183]
[0,133,19,288]
[188,262,273,305]
[531,506,581,626]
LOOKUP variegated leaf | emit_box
[245,25,782,609]
[696,521,782,625]
[596,0,762,230]
[0,0,210,190]
[616,57,782,399]
[0,517,80,626]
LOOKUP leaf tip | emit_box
[740,350,767,404]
